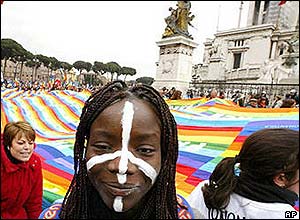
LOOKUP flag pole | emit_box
[275,5,281,30]
[216,5,221,31]
[238,1,244,28]
[275,1,286,30]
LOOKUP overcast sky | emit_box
[1,1,249,80]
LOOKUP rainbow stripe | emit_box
[1,88,299,211]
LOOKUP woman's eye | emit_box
[136,147,155,155]
[93,144,111,151]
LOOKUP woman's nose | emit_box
[107,155,138,174]
[24,142,33,150]
[23,143,30,149]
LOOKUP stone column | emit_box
[246,1,255,26]
[258,1,265,25]
[270,40,278,59]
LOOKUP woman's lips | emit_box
[104,183,139,197]
[20,152,31,157]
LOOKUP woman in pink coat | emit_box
[1,121,43,219]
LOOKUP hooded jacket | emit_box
[1,141,43,219]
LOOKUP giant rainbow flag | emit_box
[1,88,299,211]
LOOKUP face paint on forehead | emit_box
[117,101,134,184]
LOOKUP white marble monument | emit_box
[153,35,198,93]
[152,1,198,94]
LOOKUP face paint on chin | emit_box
[113,196,123,212]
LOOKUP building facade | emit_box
[1,60,51,83]
[192,1,299,86]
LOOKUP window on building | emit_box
[234,40,245,47]
[279,48,284,55]
[233,53,242,69]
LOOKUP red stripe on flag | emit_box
[185,175,203,186]
[176,164,197,176]
[177,125,243,132]
[278,1,287,6]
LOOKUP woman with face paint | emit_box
[39,80,194,219]
[187,128,299,219]
[1,121,43,219]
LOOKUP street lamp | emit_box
[48,63,52,82]
[18,55,26,81]
[32,58,39,82]
[13,56,21,81]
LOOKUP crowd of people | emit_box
[159,86,183,100]
[1,78,102,93]
[232,89,299,109]
[159,86,299,109]
[2,77,299,110]
[1,81,299,219]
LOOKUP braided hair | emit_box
[202,128,299,209]
[59,80,179,219]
